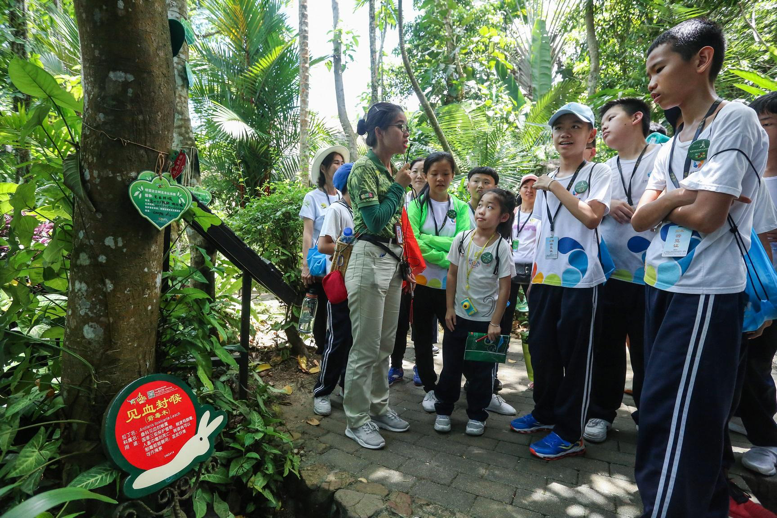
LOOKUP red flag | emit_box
[402,208,425,276]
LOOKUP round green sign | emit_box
[688,139,710,162]
[481,252,493,264]
[447,209,457,220]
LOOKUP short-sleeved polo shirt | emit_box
[348,149,404,239]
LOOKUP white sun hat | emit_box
[310,145,349,186]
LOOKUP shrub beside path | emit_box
[281,338,764,517]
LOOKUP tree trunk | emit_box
[396,0,455,163]
[378,26,387,99]
[331,0,359,161]
[298,0,311,183]
[9,0,30,183]
[369,0,379,105]
[168,0,216,298]
[585,0,600,98]
[65,0,174,439]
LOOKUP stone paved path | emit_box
[286,336,760,517]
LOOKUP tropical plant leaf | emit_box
[529,19,552,100]
[9,58,83,112]
[7,427,49,478]
[494,60,526,110]
[2,488,117,518]
[734,83,769,97]
[67,463,118,490]
[210,103,261,141]
[729,69,777,92]
[20,101,52,143]
[62,152,95,212]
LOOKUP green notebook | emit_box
[464,333,510,363]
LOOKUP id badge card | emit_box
[545,236,559,260]
[394,223,404,244]
[662,225,692,257]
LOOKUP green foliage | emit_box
[156,251,299,514]
[529,20,552,100]
[230,180,308,292]
[1,487,117,518]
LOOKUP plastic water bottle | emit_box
[298,291,318,334]
[341,227,354,244]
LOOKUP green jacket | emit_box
[407,194,471,269]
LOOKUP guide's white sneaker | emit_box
[345,422,385,450]
[742,447,777,476]
[466,419,486,436]
[371,409,410,432]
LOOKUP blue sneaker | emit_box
[412,366,422,387]
[510,414,554,434]
[388,367,404,386]
[530,432,585,460]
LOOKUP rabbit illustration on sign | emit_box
[132,410,225,490]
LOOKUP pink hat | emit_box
[520,174,539,187]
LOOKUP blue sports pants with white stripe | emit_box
[528,284,601,443]
[637,287,746,518]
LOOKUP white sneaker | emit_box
[583,418,611,443]
[422,390,438,413]
[728,416,748,436]
[466,419,485,436]
[313,395,331,416]
[345,421,385,450]
[371,409,410,432]
[432,345,440,354]
[486,394,516,415]
[434,415,451,433]
[742,447,777,476]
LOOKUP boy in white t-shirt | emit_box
[584,98,661,444]
[312,164,355,417]
[631,19,769,517]
[509,102,612,460]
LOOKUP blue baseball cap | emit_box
[333,163,353,192]
[548,102,596,128]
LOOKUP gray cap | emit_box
[548,102,596,127]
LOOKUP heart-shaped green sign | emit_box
[188,186,212,206]
[129,174,192,230]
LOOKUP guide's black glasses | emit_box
[388,123,411,134]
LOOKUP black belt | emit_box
[357,234,397,245]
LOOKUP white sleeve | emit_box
[320,205,343,241]
[681,105,764,197]
[587,163,612,213]
[299,191,318,221]
[499,240,513,279]
[753,181,777,234]
[448,233,463,266]
[646,144,669,192]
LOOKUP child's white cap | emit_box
[548,102,596,128]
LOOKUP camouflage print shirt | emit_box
[348,149,404,239]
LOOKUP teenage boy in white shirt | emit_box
[584,98,661,443]
[509,102,611,460]
[312,164,355,417]
[631,18,769,517]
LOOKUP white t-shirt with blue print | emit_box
[643,102,768,294]
[599,146,661,285]
[531,162,612,288]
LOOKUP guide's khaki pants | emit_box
[343,240,403,429]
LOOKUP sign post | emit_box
[102,374,226,499]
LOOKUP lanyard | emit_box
[321,189,342,208]
[545,161,586,234]
[429,196,452,236]
[616,145,648,206]
[515,208,534,238]
[667,99,722,189]
[465,232,495,290]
